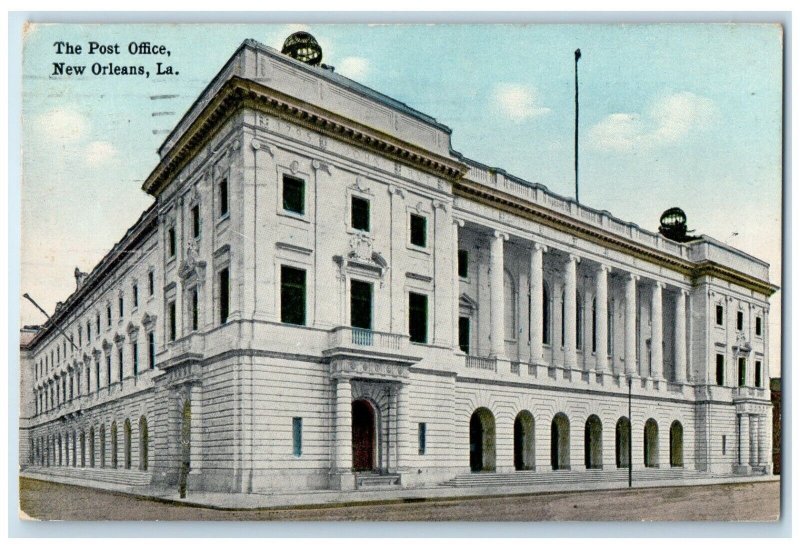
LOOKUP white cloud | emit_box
[37,107,88,142]
[589,91,716,152]
[490,83,551,123]
[84,141,117,166]
[337,57,369,80]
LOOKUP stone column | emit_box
[651,282,664,380]
[396,383,409,472]
[758,414,767,466]
[563,254,579,369]
[529,242,546,364]
[489,231,508,358]
[738,413,750,467]
[452,219,464,350]
[624,273,639,376]
[433,200,453,347]
[332,377,354,489]
[674,290,687,383]
[595,265,609,372]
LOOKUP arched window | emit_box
[644,419,659,468]
[139,416,149,471]
[543,283,551,345]
[584,415,603,469]
[504,270,517,341]
[615,416,631,468]
[124,419,132,469]
[514,411,535,471]
[550,413,570,470]
[89,427,95,468]
[670,421,684,467]
[100,425,106,468]
[469,407,496,473]
[111,421,118,468]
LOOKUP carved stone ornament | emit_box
[352,175,371,194]
[178,241,207,281]
[142,312,158,330]
[330,358,410,381]
[312,159,332,175]
[290,160,300,174]
[349,233,374,262]
[734,332,752,355]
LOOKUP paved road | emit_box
[19,477,780,521]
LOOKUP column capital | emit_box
[679,288,689,297]
[531,241,548,253]
[627,272,640,282]
[387,184,406,198]
[493,230,509,241]
[567,253,581,264]
[596,263,611,274]
[653,280,665,290]
[452,218,465,228]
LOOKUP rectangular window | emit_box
[148,332,156,370]
[191,204,200,238]
[350,280,373,330]
[168,301,177,342]
[458,249,469,278]
[132,341,138,377]
[96,314,100,334]
[107,306,112,328]
[282,175,305,215]
[87,322,91,342]
[117,347,123,382]
[756,316,763,336]
[86,366,91,393]
[219,268,230,324]
[755,360,762,388]
[410,213,427,247]
[133,284,139,308]
[106,355,111,387]
[96,362,100,391]
[738,357,746,387]
[148,271,155,296]
[118,295,124,318]
[351,196,370,232]
[280,266,307,325]
[167,226,176,258]
[292,417,303,457]
[715,304,724,326]
[219,179,229,217]
[459,316,471,354]
[190,288,199,331]
[722,435,727,455]
[715,354,725,386]
[418,423,427,455]
[78,327,82,347]
[736,310,744,331]
[409,292,428,344]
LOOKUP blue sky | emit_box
[20,23,783,368]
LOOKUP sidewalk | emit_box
[20,470,778,512]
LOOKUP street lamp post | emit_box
[628,374,633,488]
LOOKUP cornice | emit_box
[143,76,468,196]
[454,179,777,297]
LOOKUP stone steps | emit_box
[22,465,152,486]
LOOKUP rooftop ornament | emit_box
[658,207,696,243]
[281,32,323,66]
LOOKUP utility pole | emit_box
[574,48,581,204]
[23,293,78,350]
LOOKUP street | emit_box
[18,477,780,521]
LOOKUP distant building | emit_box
[19,35,778,495]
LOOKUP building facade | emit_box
[19,37,777,495]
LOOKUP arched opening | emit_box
[584,415,603,469]
[89,427,95,468]
[469,407,496,472]
[514,410,535,471]
[670,421,684,467]
[644,418,659,467]
[80,431,86,467]
[139,416,149,471]
[352,399,377,472]
[124,419,132,469]
[616,417,631,468]
[111,421,118,468]
[100,425,106,468]
[550,413,570,470]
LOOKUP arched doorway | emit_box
[584,415,603,469]
[514,411,535,471]
[670,421,684,467]
[616,417,631,468]
[469,408,496,472]
[352,399,376,471]
[550,413,570,470]
[644,418,659,467]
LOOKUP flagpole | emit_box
[574,48,581,204]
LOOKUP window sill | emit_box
[217,212,230,225]
[278,210,310,223]
[406,243,431,255]
[346,227,371,237]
